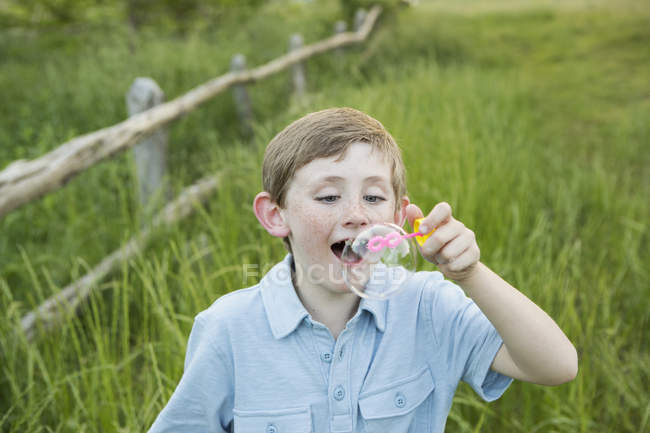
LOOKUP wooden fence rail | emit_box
[0,5,381,220]
[14,6,384,341]
[20,173,222,342]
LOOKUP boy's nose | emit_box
[343,201,370,228]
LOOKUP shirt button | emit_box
[266,423,278,433]
[394,392,406,408]
[333,385,345,401]
[320,352,332,363]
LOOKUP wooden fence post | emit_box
[126,77,168,212]
[334,20,347,59]
[230,54,254,138]
[289,34,306,100]
[354,8,368,31]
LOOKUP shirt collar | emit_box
[359,296,387,333]
[260,255,308,339]
[261,254,387,339]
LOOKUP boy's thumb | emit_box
[405,204,424,229]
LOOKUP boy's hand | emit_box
[405,202,480,282]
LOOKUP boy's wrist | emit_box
[448,261,485,293]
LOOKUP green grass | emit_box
[1,1,649,432]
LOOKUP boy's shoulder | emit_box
[404,269,471,313]
[402,269,447,298]
[195,283,264,327]
[194,256,291,329]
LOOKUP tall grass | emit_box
[1,1,648,432]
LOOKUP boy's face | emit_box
[280,142,408,295]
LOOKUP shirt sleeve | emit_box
[428,278,513,402]
[148,315,234,433]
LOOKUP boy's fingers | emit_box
[446,245,480,273]
[420,218,461,257]
[405,203,424,228]
[420,219,458,258]
[419,202,452,234]
[439,230,474,261]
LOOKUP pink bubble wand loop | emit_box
[366,219,435,253]
[367,231,417,252]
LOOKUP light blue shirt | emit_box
[148,254,512,433]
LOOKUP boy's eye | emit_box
[316,195,339,203]
[364,195,386,203]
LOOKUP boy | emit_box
[148,107,577,433]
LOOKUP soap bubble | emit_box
[341,223,417,300]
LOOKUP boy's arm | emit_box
[457,261,577,385]
[406,202,578,386]
[148,316,234,433]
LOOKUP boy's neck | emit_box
[291,267,361,340]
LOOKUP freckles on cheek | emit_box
[300,212,327,235]
[289,203,322,234]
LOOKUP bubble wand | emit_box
[366,218,435,252]
[340,218,436,300]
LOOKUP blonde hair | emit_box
[262,107,407,252]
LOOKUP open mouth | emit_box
[331,239,364,265]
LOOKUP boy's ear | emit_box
[395,195,410,227]
[253,192,290,238]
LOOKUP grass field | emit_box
[1,0,648,431]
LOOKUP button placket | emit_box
[328,328,360,433]
[330,342,347,405]
[329,333,351,411]
[308,323,335,385]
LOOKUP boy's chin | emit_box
[330,279,354,293]
[295,257,368,296]
[303,271,353,295]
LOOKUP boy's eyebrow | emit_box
[312,175,390,185]
[362,176,391,185]
[317,176,344,183]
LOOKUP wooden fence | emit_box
[0,6,379,219]
[7,6,382,341]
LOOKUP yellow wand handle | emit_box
[413,218,435,246]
